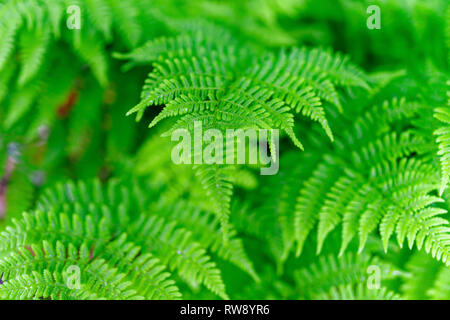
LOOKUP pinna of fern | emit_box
[434,81,450,195]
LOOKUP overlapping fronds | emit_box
[118,26,368,231]
[0,179,245,299]
[123,29,368,145]
[0,239,179,300]
[293,98,448,260]
[0,0,153,87]
[434,81,450,195]
[244,95,450,267]
[0,0,449,301]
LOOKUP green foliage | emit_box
[294,253,399,299]
[0,179,246,299]
[0,0,449,300]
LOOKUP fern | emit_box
[0,0,449,301]
[260,95,448,261]
[118,26,368,231]
[123,31,367,144]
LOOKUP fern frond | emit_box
[194,164,233,240]
[17,25,50,86]
[0,5,20,71]
[295,155,342,256]
[286,97,449,262]
[434,81,450,195]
